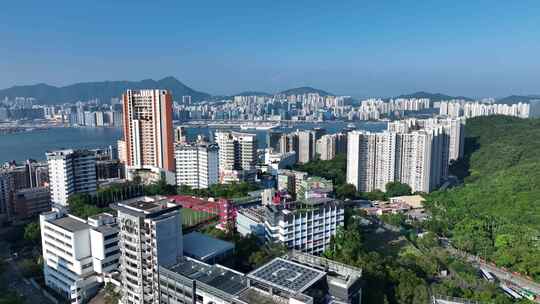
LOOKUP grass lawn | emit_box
[182,208,214,227]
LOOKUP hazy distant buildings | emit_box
[121,89,175,173]
[46,149,97,206]
[439,100,530,119]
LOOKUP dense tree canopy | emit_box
[385,182,412,198]
[424,116,540,280]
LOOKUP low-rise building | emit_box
[40,209,119,304]
[11,187,51,219]
[158,250,362,304]
[264,150,296,176]
[264,197,345,255]
[182,232,235,264]
[236,206,266,239]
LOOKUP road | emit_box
[441,238,540,299]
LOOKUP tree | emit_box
[68,193,102,218]
[24,221,40,245]
[144,178,176,196]
[104,283,120,304]
[385,181,412,198]
[336,183,358,200]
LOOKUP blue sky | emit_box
[1,0,539,97]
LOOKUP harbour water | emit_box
[0,121,387,163]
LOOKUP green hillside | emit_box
[425,116,540,280]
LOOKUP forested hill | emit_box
[425,116,540,280]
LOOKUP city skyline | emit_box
[2,1,540,97]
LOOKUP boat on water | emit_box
[347,123,356,128]
[240,122,281,130]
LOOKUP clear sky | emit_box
[1,0,539,97]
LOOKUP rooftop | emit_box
[167,258,247,295]
[113,196,180,216]
[247,258,326,294]
[237,287,308,304]
[50,216,90,232]
[237,206,265,222]
[183,232,235,262]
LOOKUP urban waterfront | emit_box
[0,121,387,162]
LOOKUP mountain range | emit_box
[0,78,538,105]
[0,76,210,104]
[496,95,540,104]
[395,91,474,102]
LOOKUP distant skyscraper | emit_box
[122,89,175,172]
[316,134,343,160]
[297,131,314,164]
[46,149,97,206]
[182,95,192,104]
[174,126,187,143]
[267,130,283,152]
[529,100,540,118]
[0,172,11,218]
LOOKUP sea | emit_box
[0,121,387,163]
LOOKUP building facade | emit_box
[174,143,219,189]
[46,149,97,206]
[40,209,119,304]
[122,89,175,172]
[347,125,450,193]
[11,187,51,219]
[214,131,257,183]
[113,196,183,304]
[264,198,344,255]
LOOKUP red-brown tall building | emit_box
[121,89,175,172]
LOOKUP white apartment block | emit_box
[316,134,336,160]
[390,117,464,163]
[395,129,447,193]
[347,125,449,193]
[40,209,119,304]
[46,149,97,207]
[174,143,219,189]
[113,196,183,304]
[346,131,378,193]
[297,131,314,164]
[215,131,257,183]
[439,100,530,119]
[263,198,345,255]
